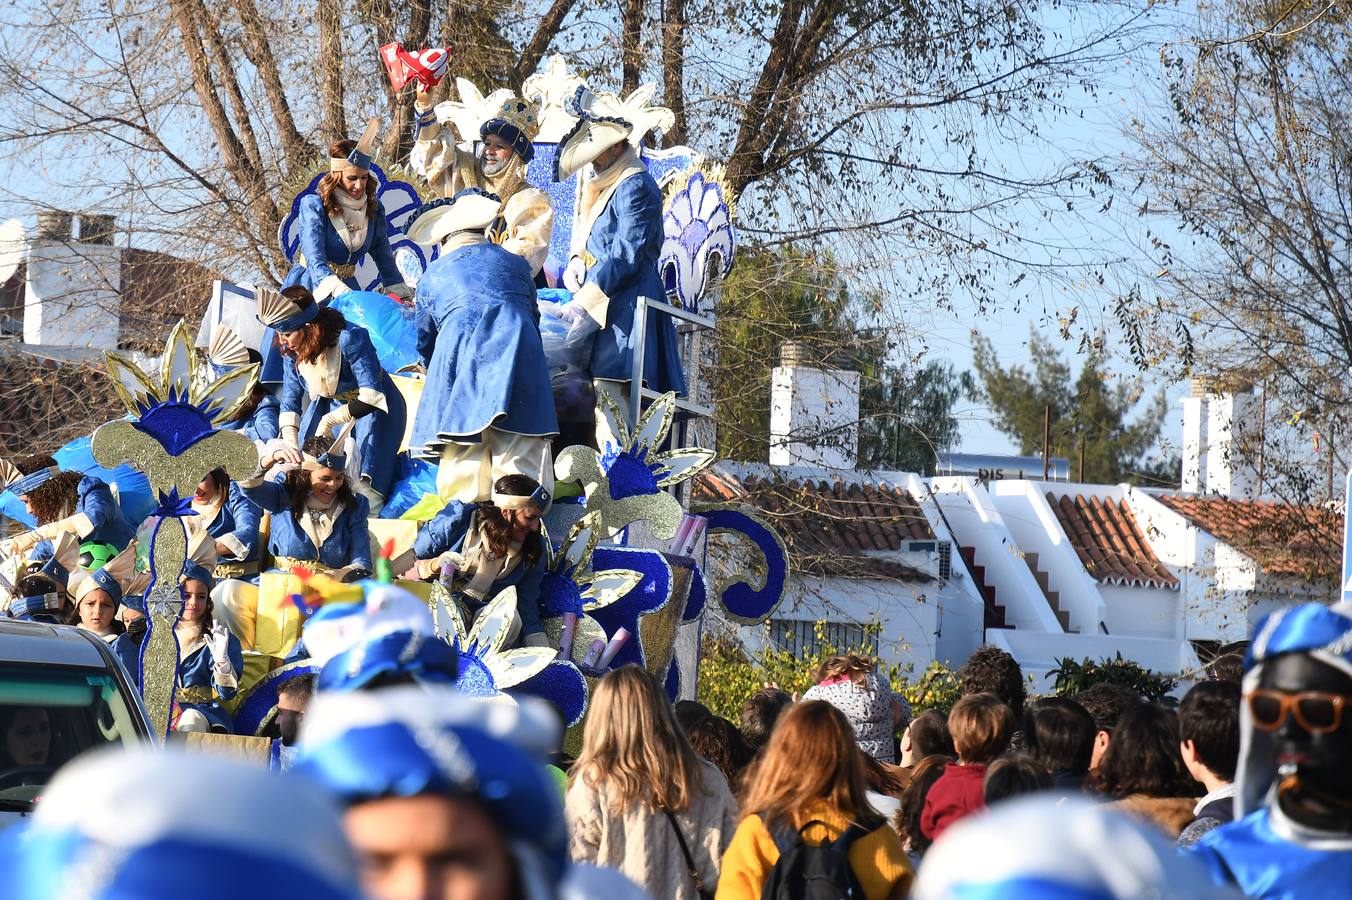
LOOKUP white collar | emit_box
[1194,782,1236,815]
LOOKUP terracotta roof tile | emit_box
[1157,495,1341,581]
[694,472,935,582]
[1047,492,1179,589]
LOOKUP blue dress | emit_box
[31,475,136,567]
[281,194,402,296]
[584,171,686,395]
[409,242,558,458]
[195,483,262,572]
[279,324,407,499]
[241,479,372,573]
[220,393,281,445]
[177,631,245,733]
[1192,806,1352,898]
[413,499,545,639]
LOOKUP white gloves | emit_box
[316,403,355,436]
[11,512,95,555]
[388,282,414,301]
[280,424,301,450]
[563,255,587,293]
[209,622,236,688]
[314,274,350,303]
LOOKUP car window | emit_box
[0,667,144,810]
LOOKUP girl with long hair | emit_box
[566,665,738,899]
[6,454,134,564]
[407,473,550,647]
[172,565,243,734]
[1086,702,1202,837]
[718,700,914,899]
[189,467,262,581]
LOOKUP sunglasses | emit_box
[1247,689,1351,735]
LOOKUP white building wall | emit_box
[24,241,121,348]
[986,629,1202,695]
[1181,391,1264,499]
[1098,584,1180,639]
[768,364,860,470]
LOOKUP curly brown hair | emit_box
[25,471,83,525]
[959,645,1027,717]
[477,474,544,564]
[318,139,379,220]
[281,436,357,516]
[815,654,875,688]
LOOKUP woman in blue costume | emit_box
[404,189,558,503]
[258,285,406,512]
[173,562,244,734]
[6,456,135,568]
[405,474,551,648]
[191,467,262,582]
[239,435,372,582]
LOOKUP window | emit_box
[767,618,880,657]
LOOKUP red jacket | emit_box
[920,763,987,842]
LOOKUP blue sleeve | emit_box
[223,484,261,556]
[514,552,546,636]
[250,395,280,443]
[340,328,387,412]
[415,297,437,365]
[77,477,120,537]
[213,633,244,702]
[239,479,286,514]
[413,501,476,559]
[367,206,403,288]
[280,355,305,417]
[588,177,662,301]
[297,195,336,282]
[345,495,372,572]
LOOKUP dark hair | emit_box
[1025,697,1095,775]
[283,437,357,515]
[906,709,954,760]
[673,699,712,736]
[278,674,316,706]
[948,692,1014,764]
[1085,703,1200,799]
[983,753,1053,805]
[201,468,229,498]
[1074,683,1143,734]
[281,298,346,365]
[13,454,57,475]
[687,715,757,792]
[1207,653,1245,685]
[15,573,67,619]
[739,687,792,750]
[862,752,907,796]
[894,753,955,855]
[959,646,1026,717]
[66,591,124,634]
[318,139,380,220]
[1178,681,1240,782]
[477,474,545,564]
[24,471,83,525]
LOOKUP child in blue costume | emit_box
[191,468,262,582]
[403,188,558,503]
[259,285,406,512]
[172,562,244,734]
[407,474,551,647]
[1192,603,1352,898]
[7,460,135,569]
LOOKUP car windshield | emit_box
[0,666,144,810]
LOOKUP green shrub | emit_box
[1047,652,1178,703]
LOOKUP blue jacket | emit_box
[413,500,545,636]
[221,393,281,445]
[178,632,245,732]
[195,483,262,565]
[584,171,686,395]
[410,242,557,456]
[1193,806,1352,898]
[281,193,402,294]
[32,475,136,566]
[241,478,372,573]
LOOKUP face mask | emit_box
[126,616,148,639]
[276,708,303,746]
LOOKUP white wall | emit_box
[24,241,121,348]
[986,629,1202,695]
[1181,391,1264,499]
[768,365,860,469]
[1099,584,1181,639]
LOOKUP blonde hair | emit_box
[815,654,875,688]
[569,665,706,813]
[741,700,883,832]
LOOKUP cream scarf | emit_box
[572,145,646,258]
[330,190,370,252]
[190,492,225,531]
[298,493,344,554]
[296,343,342,399]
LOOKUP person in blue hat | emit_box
[281,120,412,305]
[6,454,134,565]
[404,473,551,648]
[297,685,645,900]
[405,188,559,504]
[1191,602,1352,897]
[67,541,142,644]
[256,284,407,511]
[3,532,80,624]
[172,562,244,734]
[0,746,363,900]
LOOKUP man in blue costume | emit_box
[553,88,686,448]
[405,188,558,503]
[1191,602,1352,897]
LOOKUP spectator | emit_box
[1086,703,1200,837]
[958,645,1027,718]
[1176,681,1240,848]
[674,699,714,736]
[802,655,900,762]
[688,715,757,794]
[894,754,955,865]
[738,687,792,752]
[718,700,914,899]
[1074,683,1143,771]
[862,753,910,819]
[920,693,1014,842]
[1206,652,1244,684]
[983,753,1052,805]
[269,673,315,772]
[899,709,954,769]
[1024,697,1095,796]
[567,666,738,899]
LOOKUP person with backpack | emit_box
[717,700,913,899]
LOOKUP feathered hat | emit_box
[255,286,318,334]
[553,86,634,182]
[330,117,381,174]
[73,541,143,609]
[402,188,503,248]
[481,96,541,163]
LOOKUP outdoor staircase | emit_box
[959,545,1010,630]
[1022,551,1072,632]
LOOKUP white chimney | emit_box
[25,211,122,349]
[1181,376,1263,499]
[769,340,860,469]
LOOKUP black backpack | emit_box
[759,816,869,900]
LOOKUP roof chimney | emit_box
[78,213,116,246]
[769,340,860,470]
[33,211,73,242]
[1181,376,1263,498]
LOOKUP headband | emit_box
[490,484,551,512]
[8,466,58,496]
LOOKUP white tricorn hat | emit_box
[552,86,635,182]
[402,189,503,247]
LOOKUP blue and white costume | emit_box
[16,470,136,567]
[191,481,262,580]
[221,391,281,445]
[239,476,372,577]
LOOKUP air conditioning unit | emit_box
[907,540,954,580]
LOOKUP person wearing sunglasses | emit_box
[1191,602,1352,896]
